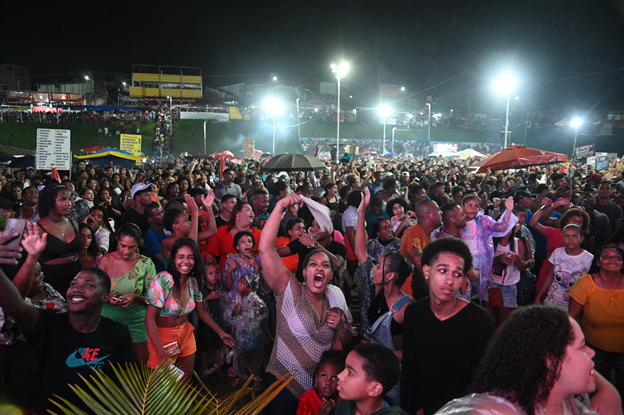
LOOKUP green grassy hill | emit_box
[0,119,501,158]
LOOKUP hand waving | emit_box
[21,222,47,257]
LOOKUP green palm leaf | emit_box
[49,362,294,415]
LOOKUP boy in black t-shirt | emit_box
[0,264,134,412]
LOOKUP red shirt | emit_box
[206,225,262,270]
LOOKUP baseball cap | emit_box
[401,171,410,177]
[514,190,532,202]
[131,183,153,198]
[590,173,603,181]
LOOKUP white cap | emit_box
[131,183,153,198]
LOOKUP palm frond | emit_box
[49,362,294,415]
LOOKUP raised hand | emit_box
[21,222,47,257]
[202,189,215,210]
[185,193,198,214]
[504,196,514,212]
[357,187,371,214]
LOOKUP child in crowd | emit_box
[335,343,408,415]
[297,350,345,415]
[223,272,267,390]
[484,223,528,328]
[196,262,226,378]
[535,224,593,308]
[460,195,517,301]
[224,231,262,293]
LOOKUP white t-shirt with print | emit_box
[546,247,594,307]
[460,219,479,256]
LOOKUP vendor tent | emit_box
[74,148,145,167]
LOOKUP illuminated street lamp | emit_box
[331,62,349,163]
[494,73,517,148]
[571,118,583,160]
[377,104,392,155]
[265,98,283,154]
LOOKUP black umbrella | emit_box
[0,152,15,163]
[259,153,329,172]
[9,155,34,168]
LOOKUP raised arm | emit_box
[185,194,199,241]
[197,190,217,242]
[528,198,552,237]
[488,197,518,234]
[0,230,40,334]
[355,187,370,265]
[13,223,47,297]
[258,193,303,296]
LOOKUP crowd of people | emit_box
[298,137,503,159]
[0,150,621,415]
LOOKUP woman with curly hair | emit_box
[146,238,234,381]
[436,306,620,415]
[529,202,591,293]
[386,198,416,239]
[36,184,82,297]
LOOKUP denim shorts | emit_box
[483,282,518,308]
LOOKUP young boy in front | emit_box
[335,343,408,415]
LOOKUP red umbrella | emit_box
[473,145,568,173]
[82,146,107,154]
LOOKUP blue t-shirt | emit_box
[144,228,168,273]
[526,209,561,258]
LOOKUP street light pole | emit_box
[203,121,207,155]
[503,90,511,148]
[337,74,341,163]
[495,73,516,149]
[378,105,392,155]
[383,115,386,155]
[426,103,431,143]
[331,63,349,164]
[296,98,301,140]
[272,111,276,155]
[571,118,583,161]
[265,98,283,155]
[392,127,397,153]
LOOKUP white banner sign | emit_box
[36,129,71,170]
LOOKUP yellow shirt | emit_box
[570,274,624,353]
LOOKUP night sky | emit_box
[3,0,624,113]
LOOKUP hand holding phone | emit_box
[0,219,25,265]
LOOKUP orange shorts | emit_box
[147,321,197,369]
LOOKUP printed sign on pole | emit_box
[120,134,142,157]
[36,129,71,170]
